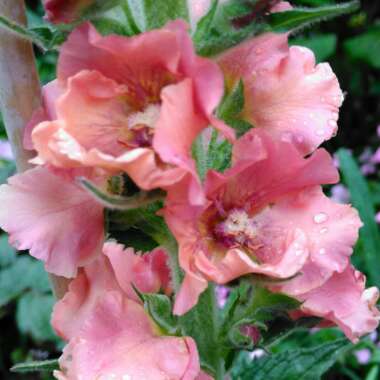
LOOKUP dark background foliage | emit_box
[0,0,380,379]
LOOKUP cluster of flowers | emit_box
[0,1,379,379]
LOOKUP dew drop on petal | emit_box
[319,248,326,255]
[313,212,328,224]
[319,227,328,234]
[315,128,325,137]
[328,119,337,128]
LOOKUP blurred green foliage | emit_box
[1,0,380,379]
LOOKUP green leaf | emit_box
[0,257,50,306]
[344,25,380,69]
[138,292,178,334]
[290,33,337,62]
[16,292,59,343]
[231,338,350,380]
[268,1,360,33]
[0,159,15,184]
[206,131,233,172]
[80,0,122,19]
[179,284,223,377]
[91,7,132,36]
[79,177,165,210]
[0,234,16,267]
[218,80,245,121]
[123,0,189,31]
[194,0,266,56]
[192,133,208,181]
[220,285,300,347]
[337,149,380,286]
[10,359,59,373]
[0,14,66,51]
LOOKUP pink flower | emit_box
[0,166,104,277]
[30,21,233,204]
[52,243,208,380]
[43,0,93,24]
[218,33,343,155]
[163,129,354,315]
[54,292,203,380]
[294,266,380,342]
[52,242,171,340]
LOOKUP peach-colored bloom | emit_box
[43,0,93,24]
[0,166,104,277]
[163,129,361,318]
[294,266,380,342]
[52,243,208,380]
[31,21,233,204]
[218,34,343,155]
[52,242,171,340]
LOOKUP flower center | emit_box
[213,208,263,252]
[118,104,161,148]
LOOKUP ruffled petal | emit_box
[54,291,201,380]
[0,167,104,277]
[104,241,172,299]
[297,266,380,342]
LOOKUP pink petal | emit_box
[58,22,181,85]
[43,0,93,23]
[54,291,201,380]
[219,35,343,154]
[24,80,64,150]
[0,166,104,277]
[53,242,172,339]
[52,256,121,340]
[165,131,341,314]
[297,266,380,342]
[166,20,234,140]
[210,129,339,210]
[218,33,289,87]
[268,186,362,295]
[103,241,172,299]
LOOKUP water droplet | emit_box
[313,212,328,224]
[122,375,131,380]
[319,248,326,255]
[328,119,337,128]
[315,128,325,137]
[309,112,315,119]
[331,112,339,119]
[319,227,328,234]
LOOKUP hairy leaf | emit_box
[11,359,59,373]
[123,0,189,31]
[232,338,350,379]
[268,1,360,33]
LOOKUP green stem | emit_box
[157,233,183,292]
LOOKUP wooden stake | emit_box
[0,0,69,299]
